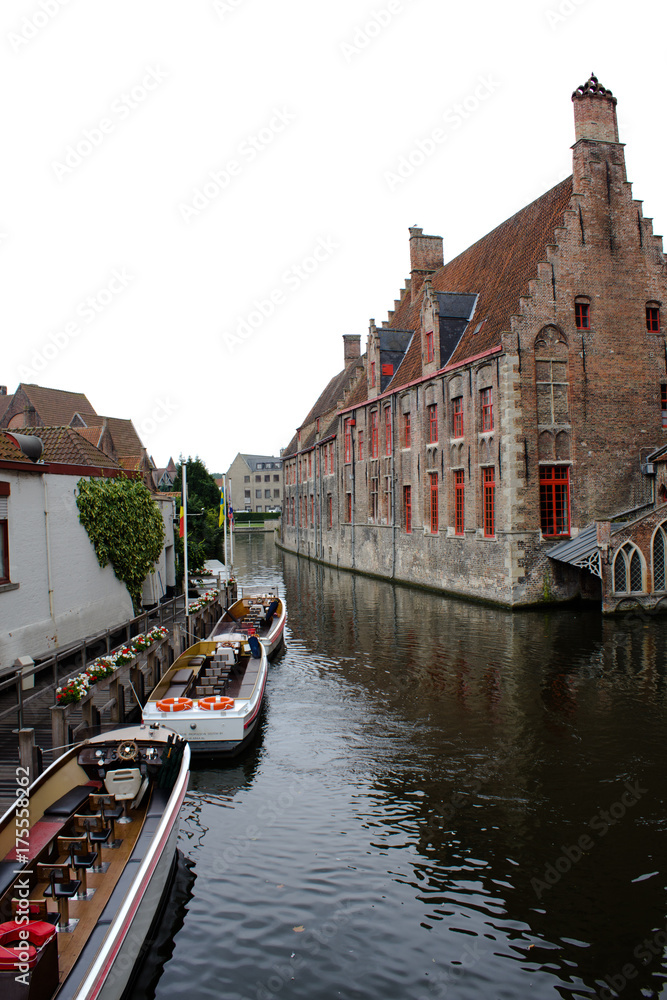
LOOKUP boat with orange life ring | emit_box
[209,589,286,658]
[156,697,193,713]
[142,630,269,757]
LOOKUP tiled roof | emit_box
[96,417,144,462]
[17,384,98,425]
[75,426,105,449]
[387,176,574,389]
[0,395,13,424]
[15,427,122,467]
[300,359,365,429]
[0,433,34,464]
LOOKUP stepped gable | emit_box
[17,426,122,467]
[387,176,574,389]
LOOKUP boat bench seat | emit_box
[171,669,194,684]
[43,785,94,819]
[163,684,190,699]
[0,863,18,899]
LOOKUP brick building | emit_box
[280,75,667,610]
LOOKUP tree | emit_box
[173,456,224,579]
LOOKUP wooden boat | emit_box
[142,632,268,757]
[0,723,189,1000]
[209,590,286,658]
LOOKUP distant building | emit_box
[281,76,667,611]
[225,453,283,514]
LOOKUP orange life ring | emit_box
[198,696,235,711]
[156,697,193,712]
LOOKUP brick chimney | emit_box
[0,387,6,395]
[571,73,626,196]
[343,334,360,366]
[409,227,443,304]
[572,73,619,143]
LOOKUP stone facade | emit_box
[225,453,283,514]
[280,76,667,609]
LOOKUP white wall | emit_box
[141,494,176,606]
[0,470,133,672]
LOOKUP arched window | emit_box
[613,543,644,594]
[652,522,667,592]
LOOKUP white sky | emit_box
[1,0,663,474]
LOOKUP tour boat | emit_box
[209,590,286,658]
[0,723,189,1000]
[142,632,268,757]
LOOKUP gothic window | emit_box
[535,326,569,426]
[613,543,644,594]
[652,523,667,592]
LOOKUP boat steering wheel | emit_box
[117,739,139,761]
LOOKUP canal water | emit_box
[151,533,667,1000]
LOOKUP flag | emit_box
[228,503,234,527]
[218,486,225,528]
[179,505,184,539]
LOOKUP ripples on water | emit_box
[150,534,667,1000]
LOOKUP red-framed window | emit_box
[662,384,667,429]
[327,495,333,529]
[358,430,364,460]
[452,396,463,438]
[346,493,352,523]
[454,470,465,535]
[403,412,411,448]
[322,447,328,476]
[384,477,392,522]
[481,387,493,432]
[427,404,438,444]
[429,472,438,533]
[370,361,376,387]
[426,330,434,363]
[371,411,379,458]
[309,494,314,527]
[482,467,495,537]
[308,452,312,478]
[404,485,412,533]
[384,407,392,456]
[647,306,661,333]
[575,302,590,330]
[539,465,570,537]
[291,496,295,526]
[382,363,393,379]
[344,420,352,463]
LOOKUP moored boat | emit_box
[142,632,268,756]
[209,590,286,658]
[0,723,189,1000]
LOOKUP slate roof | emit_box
[386,176,574,391]
[10,427,122,468]
[238,454,283,471]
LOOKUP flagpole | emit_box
[229,476,234,573]
[223,476,228,576]
[183,462,189,645]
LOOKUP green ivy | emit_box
[76,476,165,612]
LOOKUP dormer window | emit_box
[575,301,590,330]
[647,304,661,333]
[425,330,434,363]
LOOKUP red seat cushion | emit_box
[0,919,57,947]
[0,943,37,970]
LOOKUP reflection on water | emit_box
[150,533,667,1000]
